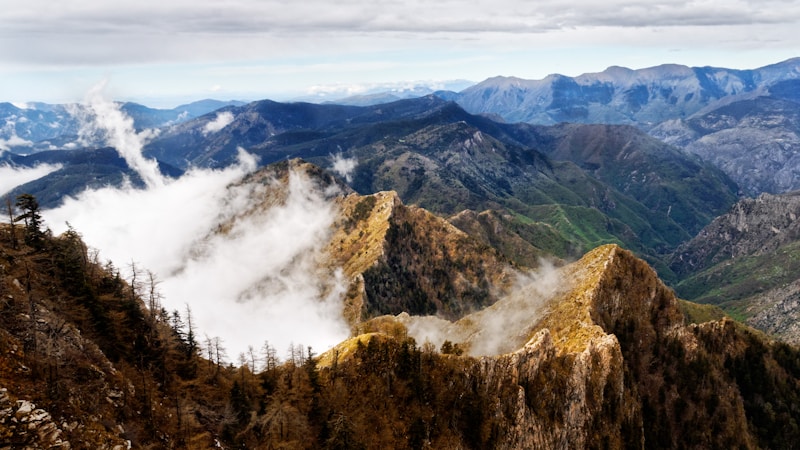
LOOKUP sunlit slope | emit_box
[325,244,800,448]
[213,158,518,328]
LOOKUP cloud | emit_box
[44,152,350,360]
[202,111,235,136]
[1,1,797,69]
[398,258,564,357]
[0,134,33,152]
[330,152,357,183]
[38,84,351,361]
[0,163,62,197]
[0,117,34,152]
[72,80,165,188]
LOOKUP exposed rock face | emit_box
[0,389,71,449]
[650,95,800,196]
[353,244,791,448]
[670,190,800,275]
[746,279,800,345]
[329,189,515,322]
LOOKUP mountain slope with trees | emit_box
[2,198,799,448]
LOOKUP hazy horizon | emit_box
[1,0,797,106]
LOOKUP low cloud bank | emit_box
[41,83,350,361]
[0,163,62,197]
[45,154,350,361]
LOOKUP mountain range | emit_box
[0,99,245,154]
[2,57,800,448]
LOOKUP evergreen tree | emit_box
[15,193,45,249]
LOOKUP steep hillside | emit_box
[2,190,800,448]
[650,91,800,196]
[219,159,517,324]
[669,191,800,343]
[143,96,450,169]
[454,58,800,127]
[519,123,739,239]
[142,97,736,261]
[6,97,737,271]
[336,118,737,273]
[360,245,800,448]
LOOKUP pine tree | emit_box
[15,193,45,249]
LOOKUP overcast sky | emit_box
[1,0,798,107]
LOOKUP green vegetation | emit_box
[674,240,800,314]
[677,300,728,325]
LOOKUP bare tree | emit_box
[184,304,198,358]
[287,342,304,366]
[146,270,162,323]
[128,260,142,303]
[247,345,257,373]
[204,334,214,369]
[261,340,278,372]
[5,195,17,249]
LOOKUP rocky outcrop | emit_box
[0,389,70,450]
[670,191,800,275]
[370,244,789,448]
[650,95,800,196]
[746,279,800,344]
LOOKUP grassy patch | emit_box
[674,240,800,319]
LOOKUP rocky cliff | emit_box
[335,244,798,448]
[650,93,800,196]
[670,191,800,343]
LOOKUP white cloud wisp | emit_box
[202,111,235,136]
[40,84,351,361]
[44,154,351,360]
[74,80,165,188]
[0,163,63,198]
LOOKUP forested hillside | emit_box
[2,184,800,449]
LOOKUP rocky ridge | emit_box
[2,160,800,448]
[671,190,800,275]
[453,58,800,127]
[332,244,797,448]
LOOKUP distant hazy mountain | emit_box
[0,99,246,154]
[650,79,800,196]
[452,58,800,128]
[291,80,475,106]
